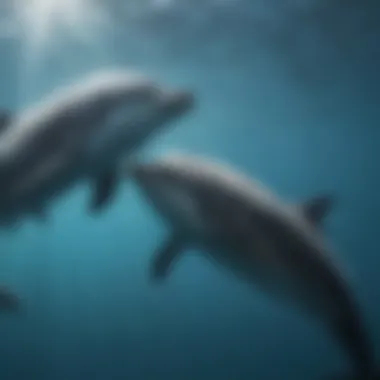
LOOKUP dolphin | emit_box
[131,152,378,380]
[0,69,194,226]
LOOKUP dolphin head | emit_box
[8,70,195,167]
[132,158,192,202]
[131,153,261,238]
[76,70,195,158]
[131,155,210,233]
[87,72,194,125]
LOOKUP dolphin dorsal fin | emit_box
[301,194,334,227]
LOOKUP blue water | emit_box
[0,1,379,379]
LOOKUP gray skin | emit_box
[0,69,194,227]
[131,152,377,380]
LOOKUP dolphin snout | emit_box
[163,90,195,116]
[131,164,168,195]
[130,164,154,185]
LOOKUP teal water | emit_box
[0,1,379,379]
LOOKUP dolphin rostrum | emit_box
[0,69,195,226]
[131,152,378,380]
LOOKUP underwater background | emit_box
[0,0,379,379]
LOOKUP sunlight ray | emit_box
[7,0,113,101]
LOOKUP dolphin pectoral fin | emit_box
[90,170,119,213]
[150,233,184,282]
[301,194,335,227]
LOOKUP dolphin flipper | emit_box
[90,170,119,212]
[301,194,335,227]
[151,233,184,281]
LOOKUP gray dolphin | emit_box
[131,152,378,380]
[0,69,194,226]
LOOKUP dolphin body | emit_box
[0,69,194,226]
[131,152,377,380]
